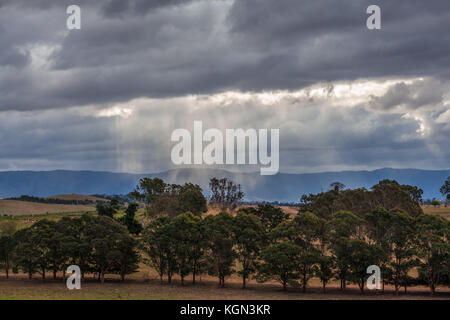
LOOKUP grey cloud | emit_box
[369,79,448,111]
[1,0,450,111]
[0,47,29,67]
[100,0,200,18]
[0,0,449,174]
[0,92,448,173]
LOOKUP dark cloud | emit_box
[0,87,448,173]
[0,0,449,173]
[369,79,447,111]
[1,0,449,111]
[100,0,200,18]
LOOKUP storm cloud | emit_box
[0,0,449,174]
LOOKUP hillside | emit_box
[422,206,450,220]
[47,194,107,202]
[0,199,95,216]
[0,168,448,202]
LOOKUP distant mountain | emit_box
[0,168,448,202]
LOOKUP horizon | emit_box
[1,166,450,175]
[0,167,448,201]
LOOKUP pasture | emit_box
[0,271,448,300]
[0,199,95,216]
[422,205,450,219]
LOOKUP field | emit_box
[0,199,447,300]
[229,205,450,220]
[0,270,448,300]
[0,202,447,233]
[277,205,450,220]
[422,205,450,219]
[0,194,448,221]
[0,199,95,216]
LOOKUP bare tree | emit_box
[330,181,346,192]
[209,178,244,211]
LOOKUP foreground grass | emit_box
[0,274,448,300]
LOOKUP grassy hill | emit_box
[207,205,450,220]
[46,193,107,202]
[0,199,96,216]
[422,206,450,220]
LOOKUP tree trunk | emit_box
[322,282,326,294]
[302,273,307,293]
[100,271,105,284]
[5,257,9,279]
[42,268,46,282]
[403,275,408,294]
[181,275,184,286]
[28,271,32,279]
[121,273,125,282]
[192,271,196,285]
[282,280,287,291]
[242,276,246,289]
[53,269,57,280]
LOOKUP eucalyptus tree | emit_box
[233,212,264,288]
[203,212,236,287]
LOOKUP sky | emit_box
[0,0,449,174]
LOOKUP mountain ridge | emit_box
[0,168,448,201]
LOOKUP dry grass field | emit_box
[209,205,450,220]
[0,200,95,216]
[0,247,447,300]
[422,206,450,219]
[0,271,448,300]
[0,197,447,221]
[0,201,446,300]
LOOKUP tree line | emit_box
[0,215,138,283]
[6,195,107,206]
[138,203,448,295]
[0,177,448,296]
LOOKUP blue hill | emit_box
[0,168,448,202]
